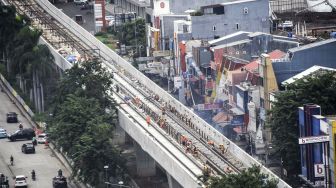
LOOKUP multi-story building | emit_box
[298,104,336,187]
[191,0,270,40]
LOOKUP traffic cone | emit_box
[44,140,49,149]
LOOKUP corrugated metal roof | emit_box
[289,39,336,53]
[281,65,336,85]
[221,0,257,6]
[211,39,251,51]
[208,31,251,45]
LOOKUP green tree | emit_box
[209,165,278,188]
[0,5,29,73]
[49,59,122,186]
[113,18,146,57]
[55,60,114,110]
[267,71,336,185]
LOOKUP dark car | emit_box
[6,112,18,123]
[21,143,35,154]
[52,176,67,188]
[8,128,35,141]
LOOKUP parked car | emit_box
[36,133,49,144]
[21,143,35,154]
[0,128,7,138]
[52,176,67,188]
[14,175,27,188]
[8,128,35,141]
[6,112,18,123]
[74,0,87,5]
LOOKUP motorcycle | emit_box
[31,170,36,181]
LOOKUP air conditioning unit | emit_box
[243,7,248,14]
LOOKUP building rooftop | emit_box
[289,39,336,53]
[211,39,251,51]
[208,31,251,45]
[220,0,257,6]
[281,65,336,85]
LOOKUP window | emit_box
[243,7,248,14]
[213,6,224,15]
[204,8,213,14]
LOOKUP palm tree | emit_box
[26,44,54,113]
[0,6,29,74]
[10,26,42,94]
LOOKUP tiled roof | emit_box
[268,49,286,59]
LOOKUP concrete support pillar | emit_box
[167,172,183,188]
[112,123,126,145]
[135,143,156,177]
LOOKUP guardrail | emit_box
[34,0,291,187]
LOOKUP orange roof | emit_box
[243,50,285,72]
[244,60,258,71]
[268,49,286,59]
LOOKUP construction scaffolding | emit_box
[270,0,307,13]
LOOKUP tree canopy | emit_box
[209,165,278,188]
[267,71,336,185]
[112,18,146,57]
[49,60,123,186]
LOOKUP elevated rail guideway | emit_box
[3,0,291,187]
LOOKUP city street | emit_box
[0,88,71,188]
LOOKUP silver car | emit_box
[0,128,7,138]
[36,133,48,144]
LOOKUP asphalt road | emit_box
[0,87,71,188]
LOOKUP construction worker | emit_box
[208,140,215,147]
[19,123,23,130]
[146,115,151,126]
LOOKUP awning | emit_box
[230,107,245,115]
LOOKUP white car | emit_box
[0,128,7,138]
[14,175,28,188]
[74,0,88,5]
[36,133,48,144]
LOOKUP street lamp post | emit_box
[104,165,109,188]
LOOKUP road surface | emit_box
[0,84,72,188]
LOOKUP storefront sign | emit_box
[298,135,329,144]
[314,164,325,177]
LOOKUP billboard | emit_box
[196,103,222,111]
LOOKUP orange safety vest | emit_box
[146,116,151,125]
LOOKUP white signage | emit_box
[298,135,329,144]
[314,164,325,178]
[94,4,103,19]
[174,76,182,88]
[95,21,103,27]
[153,0,170,16]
